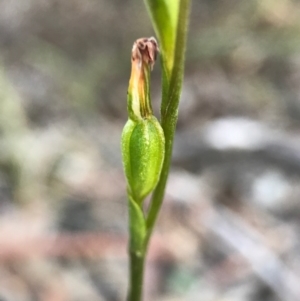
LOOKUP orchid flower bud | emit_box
[122,37,165,204]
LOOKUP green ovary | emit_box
[122,116,165,203]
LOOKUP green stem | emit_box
[146,0,190,244]
[127,196,147,301]
[146,116,175,243]
[127,251,146,301]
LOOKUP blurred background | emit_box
[1,0,300,300]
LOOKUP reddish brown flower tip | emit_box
[131,37,159,70]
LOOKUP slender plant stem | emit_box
[146,116,175,243]
[127,251,146,301]
[146,0,190,245]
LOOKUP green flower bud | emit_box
[122,37,165,203]
[122,116,164,203]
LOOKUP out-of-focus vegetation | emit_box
[1,1,300,301]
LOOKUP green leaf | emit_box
[128,196,147,254]
[144,0,180,77]
[144,0,190,117]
